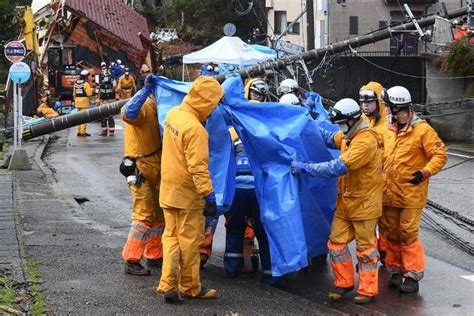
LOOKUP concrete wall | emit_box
[424,58,473,142]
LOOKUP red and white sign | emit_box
[4,41,26,63]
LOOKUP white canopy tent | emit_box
[182,36,274,66]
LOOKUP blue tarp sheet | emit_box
[152,76,337,276]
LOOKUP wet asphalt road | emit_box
[24,119,473,314]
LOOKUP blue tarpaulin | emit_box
[151,76,337,276]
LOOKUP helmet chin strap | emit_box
[343,118,362,139]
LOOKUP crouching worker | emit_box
[120,75,164,275]
[157,76,224,303]
[291,98,383,304]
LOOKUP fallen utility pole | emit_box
[22,100,128,141]
[215,6,468,83]
[20,6,468,140]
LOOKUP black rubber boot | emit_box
[145,258,162,269]
[328,286,354,302]
[124,262,151,276]
[399,277,419,293]
[388,273,404,288]
[163,289,182,303]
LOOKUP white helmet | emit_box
[279,93,300,106]
[80,69,89,77]
[329,98,361,123]
[278,78,299,96]
[385,86,412,108]
[116,59,122,65]
[100,61,106,67]
[329,98,362,136]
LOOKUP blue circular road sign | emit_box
[9,62,31,84]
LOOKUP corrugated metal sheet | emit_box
[65,0,149,50]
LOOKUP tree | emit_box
[135,0,267,45]
[442,37,474,96]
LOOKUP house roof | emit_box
[65,0,149,50]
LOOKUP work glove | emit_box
[203,192,217,217]
[290,161,308,174]
[408,170,430,185]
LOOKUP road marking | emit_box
[114,125,124,130]
[447,151,473,159]
[460,275,474,282]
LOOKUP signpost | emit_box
[8,61,32,170]
[4,41,26,63]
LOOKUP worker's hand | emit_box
[203,200,217,217]
[203,192,217,217]
[291,160,308,175]
[408,170,430,185]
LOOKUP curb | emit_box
[33,135,55,182]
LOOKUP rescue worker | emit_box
[278,78,299,97]
[291,98,383,304]
[95,98,115,136]
[245,78,269,102]
[120,75,164,275]
[224,136,278,285]
[36,96,59,118]
[358,81,388,264]
[99,61,114,101]
[381,86,447,293]
[117,68,137,100]
[157,76,224,303]
[199,78,268,269]
[73,69,93,137]
[279,93,301,106]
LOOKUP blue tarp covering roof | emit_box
[151,75,337,276]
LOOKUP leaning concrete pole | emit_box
[22,100,128,140]
[215,6,468,82]
[22,6,467,140]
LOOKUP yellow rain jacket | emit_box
[160,76,224,210]
[118,74,137,99]
[383,113,447,208]
[37,103,59,118]
[121,96,162,222]
[360,81,388,136]
[73,80,92,109]
[333,121,384,220]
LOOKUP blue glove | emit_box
[291,161,308,174]
[123,75,157,119]
[203,192,216,202]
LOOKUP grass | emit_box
[0,274,15,307]
[25,259,46,315]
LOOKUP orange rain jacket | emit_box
[160,76,224,210]
[333,121,384,220]
[118,75,137,99]
[383,113,447,208]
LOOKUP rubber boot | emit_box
[399,277,419,293]
[124,261,151,276]
[388,273,404,288]
[145,258,162,269]
[328,286,354,302]
[163,288,182,303]
[353,294,374,304]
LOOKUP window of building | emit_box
[274,11,287,34]
[287,22,300,34]
[349,16,358,35]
